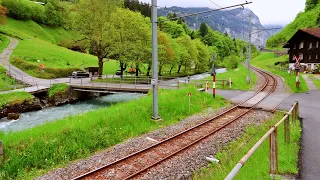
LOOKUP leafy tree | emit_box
[223,54,240,70]
[176,35,198,73]
[0,3,7,24]
[305,0,319,11]
[199,22,208,37]
[110,8,151,76]
[3,0,31,20]
[158,31,174,76]
[44,2,61,26]
[74,0,121,75]
[194,39,210,73]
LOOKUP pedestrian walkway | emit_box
[302,74,317,90]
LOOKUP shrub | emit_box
[223,54,240,70]
[48,83,69,97]
[3,0,32,20]
[11,57,81,79]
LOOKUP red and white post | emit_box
[213,75,216,99]
[296,71,300,88]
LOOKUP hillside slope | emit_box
[267,3,320,48]
[159,7,277,47]
[0,18,118,79]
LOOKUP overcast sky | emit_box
[140,0,306,25]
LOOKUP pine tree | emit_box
[199,22,208,37]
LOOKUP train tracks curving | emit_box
[72,67,278,180]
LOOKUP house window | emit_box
[299,53,304,60]
[293,43,296,50]
[309,42,313,49]
[317,41,319,48]
[309,55,312,60]
[316,54,318,59]
[299,41,304,49]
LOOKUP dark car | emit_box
[71,71,90,78]
[115,70,123,76]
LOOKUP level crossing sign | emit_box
[293,55,301,70]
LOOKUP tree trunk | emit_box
[135,63,139,77]
[169,66,174,75]
[177,64,182,74]
[158,65,163,76]
[146,64,151,76]
[98,57,104,76]
[120,62,127,74]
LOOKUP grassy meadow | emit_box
[251,52,308,93]
[0,87,228,179]
[194,112,301,179]
[0,66,18,92]
[0,18,119,78]
[196,64,257,91]
[0,91,33,108]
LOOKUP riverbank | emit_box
[0,84,98,119]
[0,87,228,179]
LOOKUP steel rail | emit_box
[72,67,277,180]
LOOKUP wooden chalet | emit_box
[283,28,320,71]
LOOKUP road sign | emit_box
[293,55,301,70]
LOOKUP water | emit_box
[176,69,228,82]
[0,93,144,132]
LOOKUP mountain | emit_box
[158,7,279,47]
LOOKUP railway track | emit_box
[73,67,278,180]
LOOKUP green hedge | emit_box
[11,57,81,79]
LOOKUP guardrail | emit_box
[225,101,299,180]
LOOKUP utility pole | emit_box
[151,0,160,120]
[247,15,252,84]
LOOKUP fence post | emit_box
[229,78,232,88]
[284,114,290,143]
[135,76,137,89]
[177,81,180,89]
[69,77,71,85]
[81,77,83,86]
[292,105,296,126]
[223,80,225,89]
[296,101,299,120]
[270,126,278,175]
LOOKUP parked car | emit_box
[71,71,90,78]
[115,70,123,76]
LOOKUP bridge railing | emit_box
[225,102,299,180]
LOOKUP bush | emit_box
[48,83,69,97]
[3,0,32,20]
[223,54,240,70]
[11,57,81,79]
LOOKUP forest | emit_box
[0,0,256,76]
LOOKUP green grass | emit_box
[48,84,69,97]
[0,34,10,54]
[0,65,18,92]
[0,18,119,78]
[194,112,301,180]
[0,87,229,179]
[252,52,309,93]
[309,75,320,90]
[0,91,33,108]
[196,64,257,91]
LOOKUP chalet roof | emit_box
[283,28,320,48]
[301,28,320,39]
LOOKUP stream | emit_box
[0,70,228,133]
[0,93,144,132]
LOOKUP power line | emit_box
[161,2,252,22]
